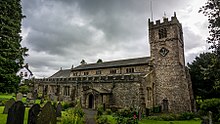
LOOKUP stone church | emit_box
[34,13,194,113]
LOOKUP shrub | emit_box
[96,115,110,124]
[105,109,112,115]
[62,102,70,110]
[97,104,104,116]
[18,85,30,94]
[179,112,195,120]
[61,101,85,124]
[199,98,220,122]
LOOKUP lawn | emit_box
[139,119,202,124]
[0,94,15,100]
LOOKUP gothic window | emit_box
[72,72,78,76]
[84,71,89,75]
[158,28,167,39]
[126,68,135,73]
[64,86,70,96]
[110,69,117,74]
[96,70,101,75]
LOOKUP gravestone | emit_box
[27,93,32,100]
[3,98,15,114]
[28,104,41,124]
[26,93,32,104]
[53,96,58,102]
[208,111,212,124]
[16,93,23,101]
[36,102,56,124]
[6,101,25,124]
[56,102,62,117]
[33,90,38,100]
[48,94,54,101]
[201,116,209,124]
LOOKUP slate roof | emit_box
[50,56,150,78]
[73,56,150,71]
[50,69,71,78]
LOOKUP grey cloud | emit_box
[21,0,207,77]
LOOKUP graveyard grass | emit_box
[0,106,29,124]
[0,94,201,124]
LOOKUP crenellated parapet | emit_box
[148,12,181,29]
[34,73,144,84]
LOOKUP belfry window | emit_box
[158,28,167,39]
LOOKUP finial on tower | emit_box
[174,12,176,17]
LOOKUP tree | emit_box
[187,52,220,99]
[0,0,28,93]
[199,0,220,56]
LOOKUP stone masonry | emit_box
[34,13,193,113]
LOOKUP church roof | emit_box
[50,69,71,78]
[50,56,150,78]
[73,56,150,71]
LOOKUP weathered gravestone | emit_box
[6,101,25,124]
[3,98,15,114]
[26,93,32,105]
[56,102,62,117]
[16,93,23,101]
[27,93,32,100]
[53,96,58,102]
[36,102,57,124]
[28,104,41,124]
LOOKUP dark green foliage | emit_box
[199,98,220,122]
[18,85,30,94]
[96,116,110,124]
[97,104,104,116]
[114,109,137,124]
[0,0,28,93]
[199,0,220,56]
[146,112,196,121]
[179,112,195,120]
[187,52,220,99]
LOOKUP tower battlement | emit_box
[148,12,181,29]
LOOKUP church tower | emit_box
[149,13,192,113]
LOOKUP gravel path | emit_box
[83,109,97,124]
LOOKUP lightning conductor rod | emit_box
[150,1,154,21]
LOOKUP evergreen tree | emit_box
[199,0,220,56]
[188,52,220,99]
[0,0,28,93]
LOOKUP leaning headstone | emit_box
[27,93,32,100]
[28,104,41,124]
[26,93,32,104]
[33,90,38,100]
[6,101,25,124]
[3,98,15,114]
[208,111,212,124]
[53,96,58,102]
[201,116,209,124]
[36,102,57,124]
[16,93,23,101]
[56,102,62,117]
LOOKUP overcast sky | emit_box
[21,0,209,78]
